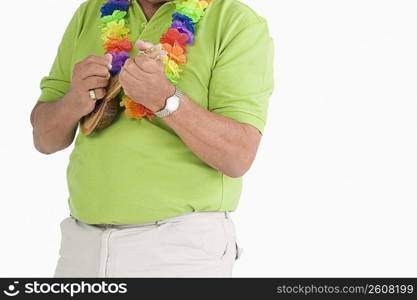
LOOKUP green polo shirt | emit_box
[38,0,274,224]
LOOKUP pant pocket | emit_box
[235,241,243,260]
[166,216,229,261]
[223,214,243,261]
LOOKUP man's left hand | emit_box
[119,40,175,113]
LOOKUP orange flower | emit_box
[104,36,132,53]
[162,43,187,64]
[121,96,154,120]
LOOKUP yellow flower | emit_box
[163,55,182,79]
[101,19,129,40]
[197,0,209,9]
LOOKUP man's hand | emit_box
[68,54,113,117]
[31,54,113,154]
[119,40,175,113]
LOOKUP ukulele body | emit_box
[81,75,122,135]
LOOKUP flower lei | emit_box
[99,0,212,120]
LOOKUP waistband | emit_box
[79,211,231,230]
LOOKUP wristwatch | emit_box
[154,88,183,118]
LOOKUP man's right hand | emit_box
[67,54,113,117]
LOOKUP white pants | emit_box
[54,211,243,277]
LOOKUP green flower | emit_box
[175,0,205,23]
[100,10,127,28]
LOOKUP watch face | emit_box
[166,96,180,112]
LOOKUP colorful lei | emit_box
[99,0,212,120]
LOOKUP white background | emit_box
[1,0,416,277]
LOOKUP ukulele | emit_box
[80,44,165,135]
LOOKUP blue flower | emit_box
[172,13,195,33]
[101,0,130,17]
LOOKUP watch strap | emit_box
[155,88,183,118]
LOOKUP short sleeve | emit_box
[37,4,83,102]
[208,19,275,135]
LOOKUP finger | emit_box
[120,67,143,92]
[136,41,163,60]
[122,59,141,80]
[105,53,113,69]
[90,88,107,100]
[147,44,163,59]
[136,40,154,51]
[134,54,159,74]
[84,54,113,69]
[84,76,110,90]
[80,64,111,80]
